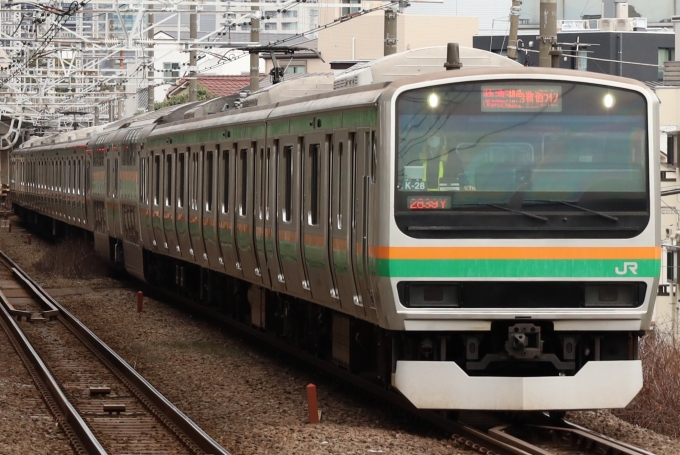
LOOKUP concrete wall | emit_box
[474,30,675,82]
[311,12,478,73]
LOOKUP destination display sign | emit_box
[407,195,451,210]
[481,85,562,112]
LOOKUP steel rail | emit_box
[0,288,107,455]
[157,287,532,455]
[0,248,232,455]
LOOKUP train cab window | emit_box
[205,150,214,212]
[153,154,160,206]
[177,150,185,208]
[308,144,320,226]
[221,149,229,214]
[165,153,173,207]
[239,148,248,216]
[283,145,293,222]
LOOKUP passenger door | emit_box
[151,151,167,251]
[162,150,181,257]
[253,140,271,287]
[188,147,206,264]
[277,136,310,298]
[351,129,376,316]
[235,140,261,284]
[264,139,285,293]
[202,146,221,268]
[175,149,193,261]
[216,144,242,277]
[330,130,362,315]
[302,132,336,307]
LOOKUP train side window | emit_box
[308,143,320,226]
[283,145,292,222]
[221,149,229,214]
[165,153,172,207]
[239,148,248,216]
[153,154,160,206]
[205,150,214,212]
[177,151,185,208]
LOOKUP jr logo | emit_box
[615,262,638,275]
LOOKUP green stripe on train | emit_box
[376,259,661,278]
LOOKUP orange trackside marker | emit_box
[137,291,143,313]
[27,234,31,245]
[306,383,319,424]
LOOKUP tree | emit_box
[154,84,217,110]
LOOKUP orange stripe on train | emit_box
[372,246,661,260]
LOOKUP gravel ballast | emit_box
[0,219,679,454]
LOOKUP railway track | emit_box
[157,286,657,455]
[0,248,230,455]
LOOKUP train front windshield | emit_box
[395,80,649,238]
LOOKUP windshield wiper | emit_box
[524,199,618,222]
[476,203,548,222]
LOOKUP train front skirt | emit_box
[393,360,642,410]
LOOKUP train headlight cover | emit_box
[603,93,615,108]
[427,93,439,108]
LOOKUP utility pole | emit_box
[250,0,260,92]
[507,0,522,60]
[539,0,557,68]
[147,7,154,112]
[384,8,398,56]
[189,5,198,102]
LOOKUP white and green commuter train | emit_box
[10,46,660,411]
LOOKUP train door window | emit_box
[221,148,230,214]
[308,143,320,226]
[190,150,199,211]
[153,154,160,206]
[205,149,214,212]
[113,157,118,197]
[239,148,248,216]
[283,145,293,222]
[258,147,264,220]
[177,150,185,208]
[139,157,146,202]
[337,141,344,229]
[265,146,271,220]
[165,152,173,207]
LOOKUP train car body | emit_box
[10,46,660,411]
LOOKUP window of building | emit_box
[281,22,297,31]
[264,23,278,30]
[658,48,675,80]
[164,62,180,82]
[282,10,297,18]
[341,0,360,16]
[576,50,588,71]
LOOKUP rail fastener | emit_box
[89,386,111,396]
[103,404,126,415]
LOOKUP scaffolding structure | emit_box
[0,0,333,135]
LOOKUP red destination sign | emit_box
[407,195,451,210]
[481,85,562,112]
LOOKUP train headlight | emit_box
[427,93,440,108]
[603,93,615,108]
[398,282,460,308]
[584,283,640,307]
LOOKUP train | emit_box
[9,45,660,411]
